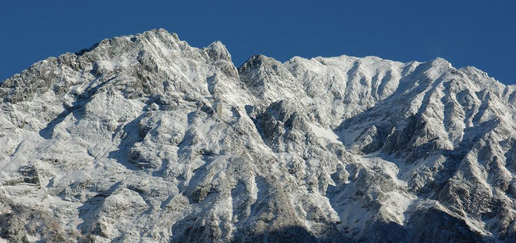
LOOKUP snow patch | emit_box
[309,123,342,145]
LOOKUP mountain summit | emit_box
[1,29,516,242]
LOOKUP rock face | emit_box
[1,29,516,242]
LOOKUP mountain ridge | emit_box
[1,28,515,243]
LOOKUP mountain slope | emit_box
[1,29,515,243]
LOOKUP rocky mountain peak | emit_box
[1,29,515,243]
[205,40,231,62]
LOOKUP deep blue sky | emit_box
[1,1,515,84]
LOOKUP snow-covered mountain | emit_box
[1,29,516,243]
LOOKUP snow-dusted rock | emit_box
[1,29,515,242]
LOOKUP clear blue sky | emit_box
[1,1,515,84]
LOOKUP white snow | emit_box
[309,123,342,145]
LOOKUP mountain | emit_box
[1,29,516,243]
